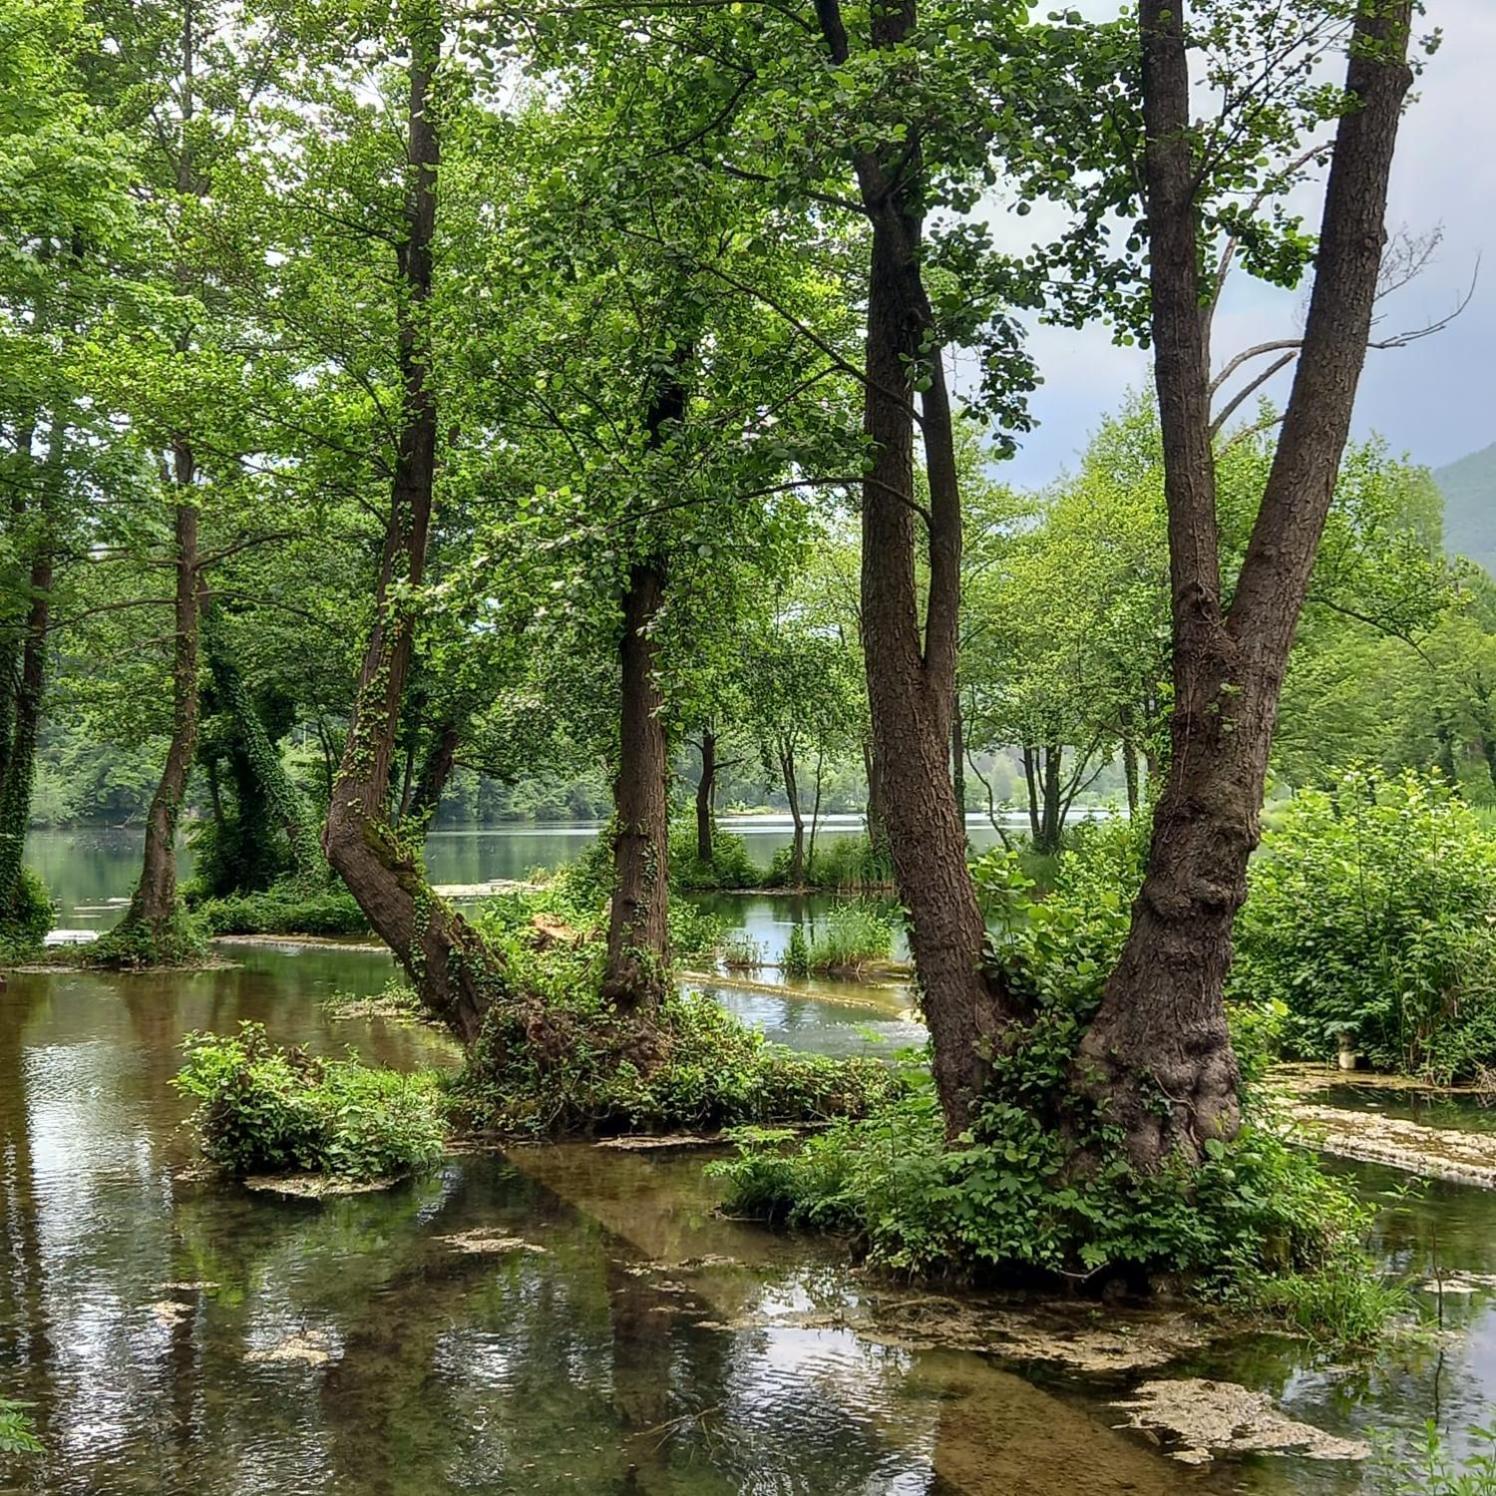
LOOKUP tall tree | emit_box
[1077,0,1418,1165]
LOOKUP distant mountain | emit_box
[1434,442,1496,573]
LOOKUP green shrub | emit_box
[720,933,765,969]
[0,867,54,958]
[0,1398,41,1456]
[194,881,371,938]
[805,904,895,973]
[174,1022,446,1180]
[717,816,1395,1344]
[449,964,900,1139]
[84,904,208,967]
[668,900,726,963]
[668,821,759,891]
[1232,767,1496,1080]
[767,835,893,892]
[783,923,810,977]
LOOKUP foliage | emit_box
[452,970,900,1139]
[667,821,757,891]
[1381,1419,1496,1496]
[82,905,207,968]
[767,834,893,892]
[0,867,54,958]
[0,1399,41,1456]
[804,905,895,974]
[1233,768,1496,1080]
[783,923,810,979]
[174,1022,446,1181]
[192,882,371,938]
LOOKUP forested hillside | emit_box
[1435,441,1496,573]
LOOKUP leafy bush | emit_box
[83,904,208,967]
[193,881,371,937]
[805,904,895,973]
[716,816,1394,1343]
[175,1022,446,1180]
[668,821,759,891]
[0,867,54,958]
[766,834,893,892]
[1233,767,1496,1080]
[0,1398,41,1455]
[448,933,900,1137]
[720,933,765,969]
[783,923,810,977]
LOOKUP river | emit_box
[4,824,1496,1491]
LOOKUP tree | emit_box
[1077,0,1421,1166]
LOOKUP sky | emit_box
[990,0,1496,490]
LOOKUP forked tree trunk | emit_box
[695,727,716,863]
[114,474,201,945]
[1078,0,1414,1167]
[601,557,670,1010]
[321,6,502,1047]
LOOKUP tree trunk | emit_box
[951,691,967,822]
[1021,746,1041,844]
[407,720,460,828]
[1039,743,1063,853]
[601,557,670,1010]
[1078,0,1414,1168]
[321,5,503,1047]
[1119,703,1141,819]
[780,739,804,886]
[862,734,888,857]
[695,727,716,864]
[0,422,60,917]
[113,472,201,946]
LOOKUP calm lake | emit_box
[4,821,1496,1492]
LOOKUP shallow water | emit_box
[5,948,1496,1491]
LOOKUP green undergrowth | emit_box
[0,868,54,961]
[767,834,894,891]
[191,879,371,938]
[781,904,896,976]
[1379,1417,1496,1494]
[175,1021,446,1180]
[713,819,1403,1347]
[0,1398,41,1456]
[444,905,896,1135]
[75,904,209,968]
[669,822,759,891]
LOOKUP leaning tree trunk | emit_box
[113,475,201,949]
[1077,0,1414,1168]
[321,4,503,1047]
[695,727,716,864]
[601,558,670,1010]
[406,719,460,828]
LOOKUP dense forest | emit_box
[9,0,1496,1489]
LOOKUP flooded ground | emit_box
[3,945,1496,1492]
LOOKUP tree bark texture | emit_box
[814,0,1025,1135]
[321,7,503,1047]
[601,557,670,1009]
[1079,0,1415,1167]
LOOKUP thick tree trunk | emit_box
[780,739,805,886]
[951,692,967,821]
[862,734,888,857]
[601,359,687,1010]
[1079,0,1414,1167]
[0,551,53,906]
[321,6,503,1047]
[1039,744,1063,853]
[602,558,670,1009]
[695,727,716,863]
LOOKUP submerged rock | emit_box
[1110,1378,1368,1465]
[1287,1102,1496,1188]
[243,1173,395,1198]
[246,1329,337,1366]
[151,1299,193,1327]
[433,1229,548,1255]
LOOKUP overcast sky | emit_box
[990,0,1494,490]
